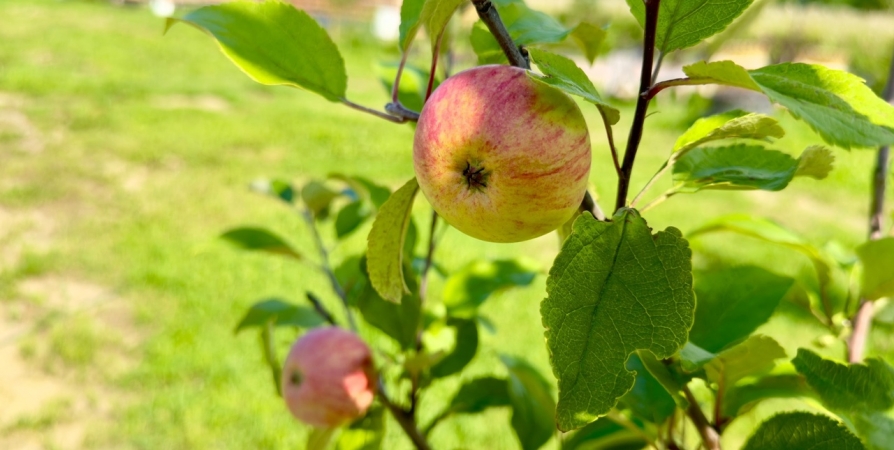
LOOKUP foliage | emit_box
[163,0,894,448]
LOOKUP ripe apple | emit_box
[281,327,376,427]
[413,64,591,243]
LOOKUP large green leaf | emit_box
[626,0,754,53]
[541,209,694,431]
[620,353,676,423]
[673,110,785,155]
[750,63,894,149]
[689,266,794,352]
[442,259,538,318]
[430,318,479,378]
[356,258,421,350]
[501,355,556,450]
[527,48,620,125]
[705,335,786,386]
[367,178,418,303]
[722,374,814,417]
[220,227,302,260]
[672,144,833,192]
[743,412,865,450]
[793,348,894,450]
[399,0,426,51]
[856,237,894,300]
[166,1,346,101]
[234,298,326,333]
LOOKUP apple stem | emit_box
[471,0,529,69]
[614,0,661,213]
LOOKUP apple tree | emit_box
[167,0,894,448]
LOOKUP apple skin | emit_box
[281,327,376,428]
[413,64,591,243]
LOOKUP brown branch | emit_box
[682,385,721,450]
[471,0,529,69]
[305,292,337,326]
[342,98,413,124]
[614,0,661,212]
[581,191,607,221]
[379,381,432,450]
[848,44,894,363]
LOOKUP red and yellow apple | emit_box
[413,64,591,243]
[281,327,376,427]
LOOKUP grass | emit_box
[0,0,890,448]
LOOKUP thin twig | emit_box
[599,109,622,177]
[378,380,433,450]
[650,51,665,85]
[262,321,282,397]
[682,385,721,450]
[392,50,411,103]
[644,77,696,101]
[848,45,894,363]
[302,209,358,331]
[471,0,529,69]
[305,292,337,325]
[581,191,607,221]
[425,33,444,100]
[640,188,677,214]
[342,98,412,124]
[631,161,670,208]
[385,102,421,121]
[614,0,661,212]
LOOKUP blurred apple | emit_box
[413,64,591,243]
[281,327,376,427]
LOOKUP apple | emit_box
[281,327,376,427]
[413,64,591,243]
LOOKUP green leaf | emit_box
[683,60,761,91]
[672,144,833,192]
[329,173,392,210]
[234,298,326,333]
[626,0,754,53]
[679,341,716,372]
[430,318,479,378]
[469,21,507,65]
[856,237,894,300]
[501,355,556,450]
[749,63,894,149]
[637,349,690,409]
[356,258,421,350]
[722,374,814,417]
[621,353,676,423]
[399,0,425,51]
[793,348,894,450]
[249,178,295,204]
[688,214,834,288]
[541,209,694,431]
[527,48,620,125]
[335,200,371,239]
[220,227,302,260]
[673,110,785,155]
[447,377,512,414]
[796,146,836,179]
[689,266,794,352]
[166,1,347,101]
[570,22,607,65]
[419,0,466,53]
[442,259,538,318]
[367,178,419,303]
[561,418,647,450]
[336,406,385,450]
[302,180,341,219]
[743,412,865,450]
[705,335,786,386]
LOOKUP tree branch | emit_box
[682,384,721,450]
[342,98,415,123]
[379,380,432,450]
[302,209,358,331]
[471,0,529,69]
[305,292,337,326]
[848,44,894,363]
[614,0,661,212]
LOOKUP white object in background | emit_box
[150,0,176,18]
[372,6,400,42]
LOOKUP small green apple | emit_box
[413,64,591,243]
[281,327,376,427]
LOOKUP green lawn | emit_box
[0,0,890,448]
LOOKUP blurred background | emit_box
[0,0,892,448]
